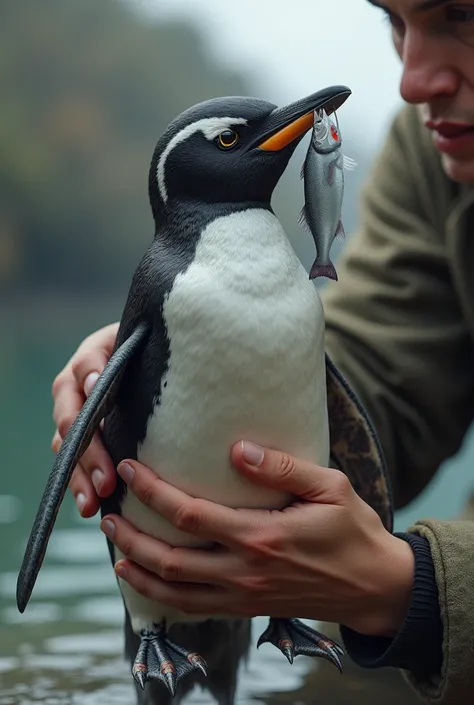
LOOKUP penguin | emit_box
[16,86,393,705]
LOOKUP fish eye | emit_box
[216,129,239,150]
[330,125,340,142]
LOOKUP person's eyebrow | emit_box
[366,0,452,12]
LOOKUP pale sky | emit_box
[135,0,404,153]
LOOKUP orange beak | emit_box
[245,85,351,153]
[258,112,315,152]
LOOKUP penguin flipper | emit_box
[325,353,393,532]
[16,321,150,614]
[257,618,343,671]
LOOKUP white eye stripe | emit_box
[200,120,243,142]
[157,117,248,203]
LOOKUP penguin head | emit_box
[148,86,351,223]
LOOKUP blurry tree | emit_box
[0,0,371,301]
[0,0,251,297]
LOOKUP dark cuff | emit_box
[339,531,443,675]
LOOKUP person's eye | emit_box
[446,4,474,22]
[382,9,406,37]
[445,4,474,45]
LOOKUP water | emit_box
[0,518,314,704]
[1,312,473,704]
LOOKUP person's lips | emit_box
[425,120,474,155]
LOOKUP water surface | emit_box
[1,316,472,704]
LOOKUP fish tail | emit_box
[309,257,338,281]
[336,219,345,240]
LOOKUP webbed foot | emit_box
[257,617,344,672]
[133,623,207,695]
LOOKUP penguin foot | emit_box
[132,624,207,695]
[257,617,344,672]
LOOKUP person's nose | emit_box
[398,29,460,105]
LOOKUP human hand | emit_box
[51,322,119,517]
[101,442,415,638]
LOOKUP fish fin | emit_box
[16,322,151,614]
[298,204,311,232]
[343,154,357,171]
[328,159,336,186]
[309,258,338,281]
[335,219,346,241]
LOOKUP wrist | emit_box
[346,534,415,638]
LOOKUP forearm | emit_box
[341,519,474,704]
[402,519,474,703]
[340,531,443,675]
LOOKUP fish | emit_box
[298,108,356,281]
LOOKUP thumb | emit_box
[231,441,349,503]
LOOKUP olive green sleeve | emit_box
[322,105,474,509]
[405,519,474,703]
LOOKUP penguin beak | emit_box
[249,85,351,152]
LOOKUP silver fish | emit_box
[299,108,356,281]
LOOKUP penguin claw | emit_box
[132,666,148,691]
[133,625,207,695]
[257,617,344,672]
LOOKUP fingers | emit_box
[51,322,119,417]
[53,389,116,491]
[53,429,116,510]
[78,435,117,496]
[100,514,236,585]
[63,322,119,383]
[51,430,61,454]
[113,559,233,616]
[231,441,353,504]
[69,325,117,394]
[51,323,120,514]
[52,430,104,517]
[69,464,101,518]
[116,460,265,549]
[52,377,85,441]
[52,379,117,507]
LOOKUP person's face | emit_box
[369,0,474,183]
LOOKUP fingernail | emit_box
[84,371,100,397]
[101,519,115,539]
[52,434,61,454]
[117,462,135,484]
[115,562,127,579]
[92,468,104,493]
[76,493,87,514]
[241,441,264,467]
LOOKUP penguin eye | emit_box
[216,129,239,150]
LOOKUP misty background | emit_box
[1,1,473,703]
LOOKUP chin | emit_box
[440,154,474,184]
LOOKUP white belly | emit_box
[117,208,329,632]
